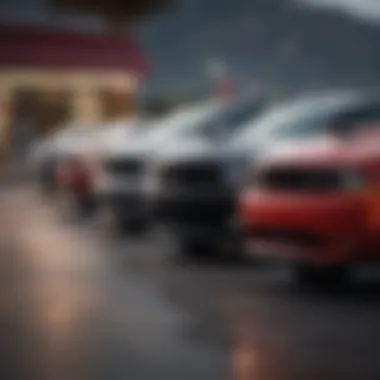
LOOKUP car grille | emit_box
[258,167,342,192]
[162,162,224,188]
[165,199,233,225]
[249,228,324,249]
[104,157,142,177]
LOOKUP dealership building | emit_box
[0,0,169,159]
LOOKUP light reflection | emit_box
[38,288,95,346]
[224,297,288,380]
[232,343,258,380]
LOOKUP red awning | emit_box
[0,24,150,76]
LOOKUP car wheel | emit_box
[118,218,147,236]
[40,178,56,195]
[217,239,246,263]
[40,183,53,196]
[293,264,348,287]
[78,197,97,216]
[178,239,216,260]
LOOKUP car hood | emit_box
[103,134,219,162]
[149,136,268,167]
[260,132,380,168]
[54,138,97,157]
[102,130,325,169]
[151,138,260,190]
[260,137,342,165]
[152,137,229,164]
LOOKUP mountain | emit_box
[134,0,380,97]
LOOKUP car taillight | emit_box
[55,160,72,188]
[83,154,104,185]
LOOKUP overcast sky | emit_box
[0,0,105,31]
[297,0,380,23]
[2,0,380,96]
[1,0,380,27]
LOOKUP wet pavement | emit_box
[1,186,380,380]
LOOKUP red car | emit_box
[238,127,380,283]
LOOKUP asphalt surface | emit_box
[1,186,380,380]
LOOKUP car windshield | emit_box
[231,93,364,147]
[143,100,221,142]
[197,97,266,138]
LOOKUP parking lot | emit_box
[0,185,378,380]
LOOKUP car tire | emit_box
[178,239,216,260]
[117,218,147,236]
[40,176,57,194]
[78,197,97,216]
[40,183,54,196]
[293,264,348,287]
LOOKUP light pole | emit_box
[205,58,233,102]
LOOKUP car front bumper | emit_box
[148,188,238,246]
[239,190,377,265]
[99,190,149,224]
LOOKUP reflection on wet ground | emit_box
[0,187,379,380]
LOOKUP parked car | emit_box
[147,89,380,259]
[94,99,235,233]
[142,94,269,256]
[239,92,380,283]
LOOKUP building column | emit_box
[72,86,102,125]
[0,87,12,160]
[98,88,136,121]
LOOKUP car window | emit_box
[232,102,330,145]
[143,101,220,141]
[332,103,380,134]
[231,94,365,146]
[199,98,266,138]
[273,108,333,139]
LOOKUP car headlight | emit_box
[340,170,367,190]
[224,157,249,186]
[142,161,165,194]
